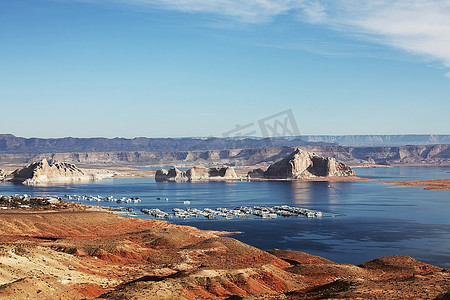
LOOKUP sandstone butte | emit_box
[0,207,448,299]
[248,148,356,179]
[9,158,116,186]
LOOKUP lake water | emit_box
[1,166,449,267]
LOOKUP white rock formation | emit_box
[155,166,238,182]
[252,148,355,179]
[11,158,116,185]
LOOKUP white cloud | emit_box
[88,0,450,70]
[297,1,326,23]
[445,72,450,79]
[297,0,450,68]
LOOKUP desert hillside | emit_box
[0,207,448,299]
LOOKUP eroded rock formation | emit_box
[155,166,238,182]
[252,148,355,179]
[11,158,115,185]
[0,169,8,181]
[247,168,265,178]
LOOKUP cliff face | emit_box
[347,144,450,164]
[155,166,238,182]
[0,144,448,167]
[155,167,187,182]
[11,159,115,185]
[2,134,449,153]
[303,134,450,146]
[260,148,355,179]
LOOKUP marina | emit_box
[62,194,142,204]
[61,193,326,220]
[141,205,324,220]
[1,193,326,220]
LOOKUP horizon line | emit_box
[1,133,449,140]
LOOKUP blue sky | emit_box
[1,0,449,138]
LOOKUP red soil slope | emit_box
[0,210,448,299]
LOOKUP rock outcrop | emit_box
[251,148,355,179]
[0,169,9,181]
[155,166,238,182]
[247,168,265,178]
[155,167,187,182]
[11,158,116,185]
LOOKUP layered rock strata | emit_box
[251,148,355,179]
[11,158,115,185]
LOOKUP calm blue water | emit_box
[1,166,449,267]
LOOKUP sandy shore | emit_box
[383,178,450,190]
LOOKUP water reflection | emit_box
[287,181,343,211]
[288,181,312,205]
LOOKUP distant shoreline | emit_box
[383,179,450,190]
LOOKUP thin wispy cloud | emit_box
[110,0,306,23]
[298,1,450,68]
[81,0,450,72]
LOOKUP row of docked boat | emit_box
[63,194,142,204]
[141,208,171,219]
[140,205,323,220]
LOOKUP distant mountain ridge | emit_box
[0,134,322,154]
[302,135,450,147]
[1,134,448,154]
[0,144,448,167]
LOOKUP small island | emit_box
[8,158,117,186]
[155,166,239,182]
[155,148,362,182]
[247,148,356,179]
